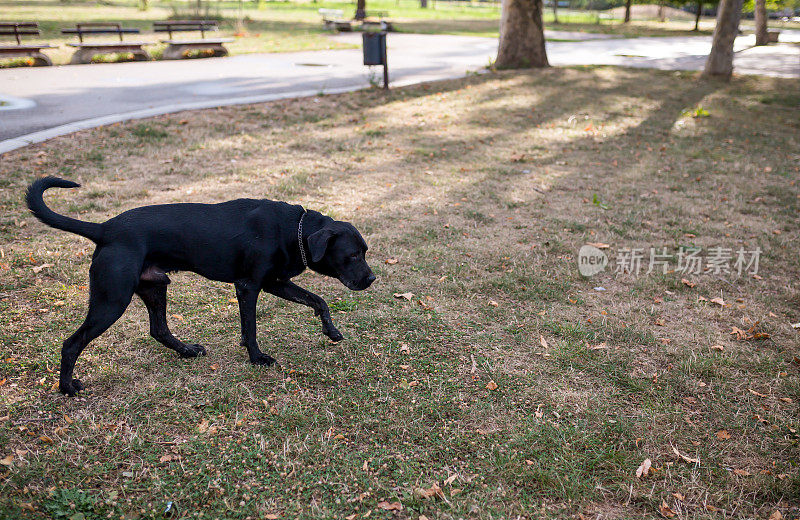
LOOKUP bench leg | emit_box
[69,48,96,65]
[211,44,228,58]
[31,52,53,67]
[161,44,185,60]
[132,49,151,61]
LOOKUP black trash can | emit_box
[362,31,388,89]
[362,31,386,66]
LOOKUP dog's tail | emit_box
[26,177,103,243]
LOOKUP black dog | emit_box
[26,177,375,396]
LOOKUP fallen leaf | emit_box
[399,343,410,354]
[748,388,768,398]
[413,483,443,500]
[385,258,399,265]
[588,342,608,350]
[731,326,748,340]
[540,335,549,349]
[715,430,731,440]
[32,263,53,273]
[733,468,751,476]
[197,419,209,433]
[779,397,793,403]
[444,474,458,486]
[377,501,402,511]
[710,344,724,352]
[159,454,175,463]
[587,242,610,249]
[39,435,53,444]
[681,278,696,288]
[393,292,413,300]
[0,454,13,466]
[486,380,498,391]
[672,446,699,464]
[654,318,666,326]
[635,458,652,478]
[209,363,219,371]
[710,297,725,306]
[769,512,783,520]
[672,492,685,501]
[659,500,676,518]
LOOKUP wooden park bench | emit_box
[319,9,353,32]
[153,20,233,60]
[61,23,151,64]
[0,22,57,66]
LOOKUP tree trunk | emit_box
[624,0,632,23]
[553,0,559,24]
[355,0,366,20]
[420,0,428,7]
[702,0,744,79]
[694,0,702,31]
[658,2,666,22]
[754,0,768,45]
[496,0,549,69]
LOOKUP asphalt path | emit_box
[0,30,797,153]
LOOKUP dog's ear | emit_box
[308,228,336,263]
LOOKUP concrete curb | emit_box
[0,71,471,156]
[0,85,361,156]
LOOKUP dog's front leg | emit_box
[264,280,343,342]
[234,280,276,366]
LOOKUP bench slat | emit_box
[66,42,152,48]
[160,38,233,44]
[61,28,141,34]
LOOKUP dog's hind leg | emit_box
[235,280,276,366]
[59,249,137,396]
[264,280,343,342]
[136,281,207,359]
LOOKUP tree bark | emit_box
[754,0,768,45]
[355,0,366,20]
[496,0,549,69]
[553,0,559,24]
[702,0,744,79]
[624,0,632,23]
[420,0,428,7]
[694,0,702,31]
[658,1,666,22]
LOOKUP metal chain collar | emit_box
[298,208,308,267]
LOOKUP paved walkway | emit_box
[1,30,797,152]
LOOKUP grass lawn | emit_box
[0,66,799,519]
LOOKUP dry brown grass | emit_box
[0,66,798,519]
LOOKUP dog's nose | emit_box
[365,274,376,286]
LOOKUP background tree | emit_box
[355,0,366,20]
[694,0,703,29]
[624,0,633,22]
[754,0,768,44]
[495,0,549,68]
[702,0,744,79]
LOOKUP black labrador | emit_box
[26,177,375,396]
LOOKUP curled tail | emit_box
[26,177,103,243]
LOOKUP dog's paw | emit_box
[179,344,207,358]
[249,353,277,366]
[59,378,84,397]
[324,328,344,343]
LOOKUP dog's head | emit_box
[308,221,375,291]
